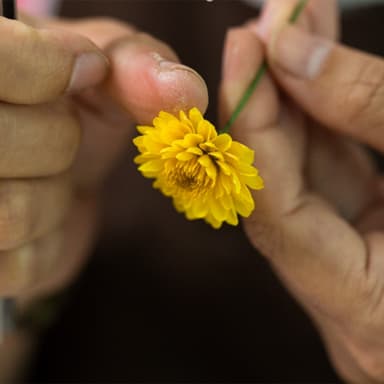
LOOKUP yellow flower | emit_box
[133,107,264,229]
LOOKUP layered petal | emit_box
[133,108,264,228]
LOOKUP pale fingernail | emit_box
[253,1,294,43]
[254,1,277,42]
[273,25,333,79]
[67,52,109,93]
[153,53,207,88]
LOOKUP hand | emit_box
[0,15,208,302]
[220,0,384,382]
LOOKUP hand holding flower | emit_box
[220,0,384,381]
[134,108,263,228]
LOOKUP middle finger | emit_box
[0,100,80,178]
[0,173,72,251]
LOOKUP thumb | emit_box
[261,24,384,152]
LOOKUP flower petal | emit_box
[225,209,239,226]
[210,197,228,222]
[183,133,204,147]
[197,120,217,141]
[176,151,195,162]
[137,125,154,134]
[186,147,203,156]
[242,174,264,190]
[133,107,263,229]
[213,134,232,152]
[217,161,231,176]
[138,160,164,176]
[230,141,255,164]
[198,155,217,181]
[189,107,204,129]
[209,152,224,161]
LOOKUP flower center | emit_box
[165,160,211,194]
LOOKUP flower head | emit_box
[133,108,264,228]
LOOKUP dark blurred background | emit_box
[26,1,384,382]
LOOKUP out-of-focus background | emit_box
[20,1,384,382]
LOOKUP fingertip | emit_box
[67,51,109,93]
[220,26,278,132]
[222,27,264,103]
[155,60,209,121]
[105,38,208,124]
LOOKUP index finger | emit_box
[253,0,339,41]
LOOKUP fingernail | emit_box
[255,1,277,42]
[272,25,333,79]
[253,1,300,43]
[153,53,206,87]
[67,52,108,93]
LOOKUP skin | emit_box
[0,15,208,300]
[220,0,384,382]
[0,15,208,380]
[1,0,383,382]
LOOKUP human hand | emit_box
[0,15,208,302]
[220,0,384,382]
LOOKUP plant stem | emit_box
[220,0,308,134]
[289,0,309,23]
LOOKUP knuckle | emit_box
[4,19,35,41]
[346,340,384,382]
[0,102,80,177]
[359,358,384,382]
[48,103,81,173]
[0,22,72,104]
[342,60,384,132]
[0,183,30,250]
[244,217,285,260]
[0,230,64,297]
[0,245,34,296]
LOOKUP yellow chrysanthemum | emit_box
[133,107,264,229]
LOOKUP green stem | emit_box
[220,0,309,134]
[289,0,309,23]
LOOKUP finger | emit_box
[0,17,108,104]
[0,195,97,298]
[71,89,133,190]
[55,18,209,124]
[220,27,366,316]
[46,18,209,189]
[264,24,384,152]
[306,126,376,222]
[43,17,137,50]
[252,0,339,41]
[22,195,99,300]
[0,100,80,177]
[0,174,72,251]
[104,32,209,124]
[220,27,302,216]
[248,2,376,222]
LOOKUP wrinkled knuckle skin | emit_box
[49,104,82,174]
[360,356,384,382]
[0,184,31,251]
[343,60,384,132]
[0,246,34,296]
[0,101,80,177]
[244,218,285,261]
[347,342,384,383]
